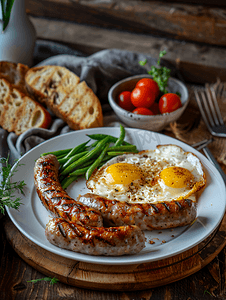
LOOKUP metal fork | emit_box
[192,138,226,184]
[215,81,226,100]
[194,85,226,137]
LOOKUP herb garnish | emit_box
[27,277,59,285]
[1,0,15,31]
[139,50,171,94]
[0,155,25,214]
[204,289,213,296]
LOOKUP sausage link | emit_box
[45,217,146,256]
[34,154,103,227]
[77,193,197,230]
[35,154,146,255]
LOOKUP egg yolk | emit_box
[160,166,194,188]
[106,163,143,185]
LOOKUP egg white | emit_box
[86,144,206,204]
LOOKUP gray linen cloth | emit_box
[0,43,178,163]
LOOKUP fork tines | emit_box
[194,86,226,137]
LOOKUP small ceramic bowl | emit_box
[108,75,189,132]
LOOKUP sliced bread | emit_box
[25,65,103,130]
[0,78,52,135]
[0,61,29,94]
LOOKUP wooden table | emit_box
[1,119,226,299]
[1,212,226,299]
[1,1,226,296]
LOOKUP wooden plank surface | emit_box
[3,213,226,292]
[30,16,226,84]
[1,214,226,299]
[26,0,226,47]
[160,0,226,6]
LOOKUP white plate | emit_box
[6,127,226,265]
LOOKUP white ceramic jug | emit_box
[0,0,37,66]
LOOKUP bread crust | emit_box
[0,78,52,135]
[25,65,103,130]
[0,61,29,94]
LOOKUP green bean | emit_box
[61,163,91,189]
[86,140,99,151]
[60,136,110,177]
[67,159,96,178]
[61,165,91,189]
[78,158,96,168]
[107,151,138,156]
[108,145,138,152]
[56,153,68,160]
[114,124,125,147]
[58,151,88,167]
[86,133,131,145]
[61,175,78,190]
[60,162,94,189]
[64,141,90,159]
[40,148,72,157]
[69,165,90,177]
[85,143,110,180]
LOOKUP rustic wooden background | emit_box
[1,214,226,299]
[1,1,226,299]
[25,0,226,84]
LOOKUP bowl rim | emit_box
[108,74,189,119]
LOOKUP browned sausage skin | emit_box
[34,154,103,227]
[77,193,197,230]
[45,217,145,256]
[34,154,146,256]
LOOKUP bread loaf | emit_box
[25,65,103,130]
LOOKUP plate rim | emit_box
[6,127,226,265]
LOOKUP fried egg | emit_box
[86,144,206,203]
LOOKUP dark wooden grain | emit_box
[160,0,226,7]
[3,213,226,292]
[1,213,226,299]
[30,15,226,85]
[26,0,226,47]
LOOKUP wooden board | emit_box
[31,18,226,85]
[26,0,226,47]
[3,213,226,291]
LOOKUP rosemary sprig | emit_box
[27,277,59,285]
[0,155,26,214]
[204,289,213,296]
[139,50,171,94]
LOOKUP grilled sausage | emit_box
[34,154,146,255]
[34,154,103,227]
[77,193,197,230]
[45,217,145,256]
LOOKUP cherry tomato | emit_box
[149,102,160,115]
[118,91,135,111]
[159,93,182,114]
[132,107,154,115]
[131,86,155,108]
[136,78,159,99]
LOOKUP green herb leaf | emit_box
[1,0,15,31]
[139,50,171,94]
[203,289,212,296]
[0,155,26,214]
[158,50,167,63]
[139,59,147,66]
[27,277,59,285]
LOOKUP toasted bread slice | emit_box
[0,78,52,135]
[0,61,29,94]
[25,65,103,130]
